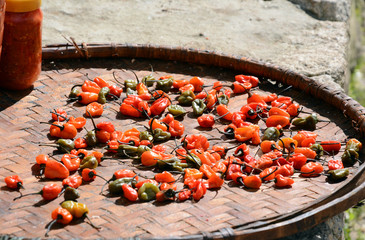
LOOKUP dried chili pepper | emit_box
[86,102,104,117]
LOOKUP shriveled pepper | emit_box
[292,113,319,130]
[86,102,104,117]
[192,99,207,116]
[138,182,160,201]
[79,156,98,170]
[178,90,195,106]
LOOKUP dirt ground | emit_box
[42,0,348,89]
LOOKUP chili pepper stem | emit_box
[45,218,58,237]
[261,167,279,181]
[84,214,101,230]
[13,191,41,201]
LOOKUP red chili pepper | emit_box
[294,147,316,159]
[259,166,278,181]
[268,107,290,118]
[234,143,250,159]
[192,179,207,201]
[231,112,247,127]
[95,129,111,143]
[178,189,191,201]
[274,174,294,188]
[150,97,171,116]
[173,79,189,89]
[149,118,168,132]
[179,83,195,93]
[328,159,344,170]
[4,175,23,189]
[62,175,82,189]
[46,207,73,237]
[195,91,207,99]
[300,162,324,177]
[110,131,124,142]
[61,154,81,172]
[74,138,87,149]
[82,80,101,93]
[262,93,278,103]
[320,141,342,153]
[288,153,307,170]
[42,183,63,200]
[260,140,281,153]
[183,135,210,151]
[197,114,215,128]
[276,164,294,177]
[51,109,68,122]
[161,113,174,124]
[109,84,123,97]
[206,90,217,109]
[213,81,223,91]
[122,184,138,202]
[81,168,97,182]
[286,102,300,117]
[235,74,259,87]
[168,120,184,137]
[93,77,110,88]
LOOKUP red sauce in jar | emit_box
[0,8,42,90]
[0,0,5,56]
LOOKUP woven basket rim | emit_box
[39,43,365,240]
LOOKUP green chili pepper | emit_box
[80,156,98,169]
[117,145,139,157]
[56,139,75,153]
[185,153,202,168]
[262,127,281,141]
[97,87,110,104]
[138,182,160,201]
[142,74,155,87]
[64,187,80,201]
[192,99,207,116]
[341,149,359,167]
[309,144,324,159]
[69,87,80,98]
[152,128,171,142]
[156,77,173,92]
[157,157,185,171]
[292,114,318,130]
[109,178,138,195]
[61,200,88,218]
[168,104,186,117]
[85,130,97,147]
[217,94,229,105]
[125,79,137,90]
[178,90,195,106]
[126,88,137,96]
[327,169,349,182]
[140,131,154,142]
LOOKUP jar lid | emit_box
[5,0,41,12]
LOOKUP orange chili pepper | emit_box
[173,79,189,89]
[179,83,195,93]
[77,92,99,105]
[169,120,185,137]
[4,175,23,189]
[184,168,203,180]
[243,175,262,189]
[266,115,290,128]
[274,174,294,188]
[62,175,82,189]
[141,150,161,166]
[235,74,259,87]
[44,159,70,179]
[67,116,86,129]
[232,81,252,94]
[189,76,204,92]
[268,107,290,118]
[82,80,101,94]
[149,118,168,132]
[300,162,324,177]
[294,147,316,159]
[183,134,210,151]
[93,77,110,88]
[155,171,175,183]
[288,153,307,170]
[122,184,138,202]
[51,108,68,122]
[46,207,73,236]
[320,141,342,153]
[86,102,104,117]
[216,104,233,121]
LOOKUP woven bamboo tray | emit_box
[0,44,364,240]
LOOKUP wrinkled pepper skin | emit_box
[138,182,160,201]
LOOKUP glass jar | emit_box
[0,0,5,56]
[0,0,42,90]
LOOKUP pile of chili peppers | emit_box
[3,72,362,236]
